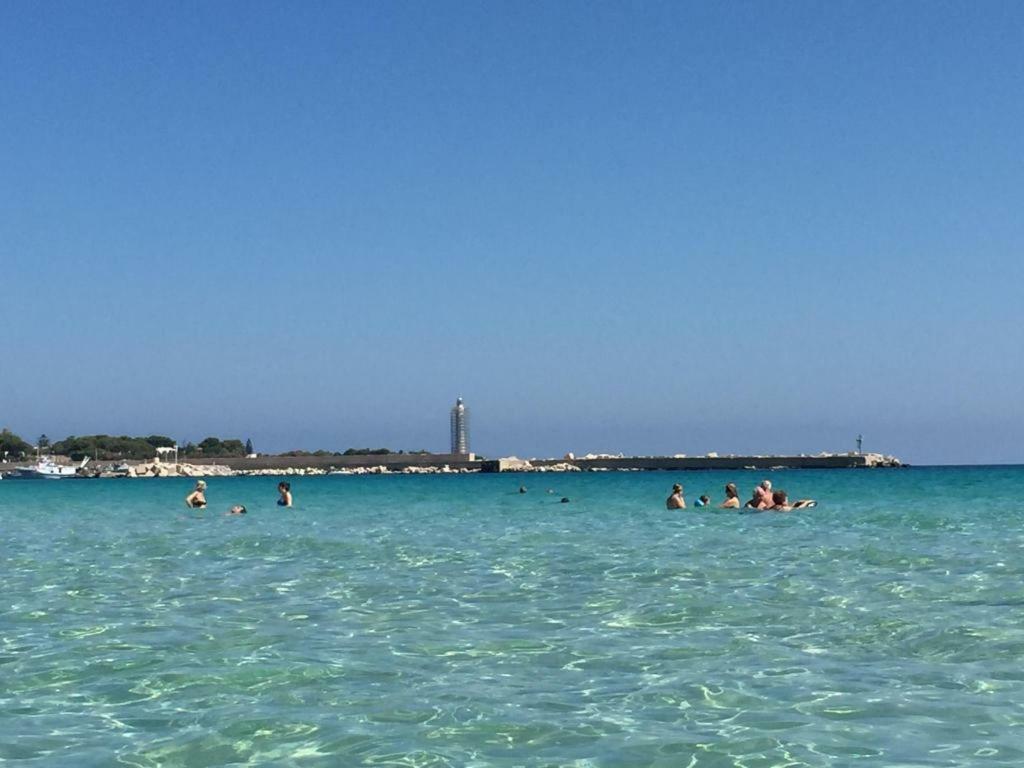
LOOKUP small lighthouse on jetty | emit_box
[450,397,470,456]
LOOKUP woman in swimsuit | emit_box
[720,483,741,509]
[666,483,686,509]
[185,480,207,508]
[277,481,293,507]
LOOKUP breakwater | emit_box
[484,452,903,472]
[186,451,902,474]
[0,451,902,478]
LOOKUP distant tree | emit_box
[343,448,393,456]
[50,434,173,461]
[197,437,220,454]
[37,434,50,450]
[245,438,254,455]
[219,439,246,456]
[184,437,247,458]
[0,429,33,460]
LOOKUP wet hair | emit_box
[760,480,772,491]
[278,482,290,491]
[725,483,738,497]
[772,490,787,505]
[230,505,247,514]
[699,495,710,504]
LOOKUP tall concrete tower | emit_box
[450,397,470,455]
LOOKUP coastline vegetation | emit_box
[52,435,178,461]
[0,429,436,461]
[181,437,247,458]
[0,428,33,459]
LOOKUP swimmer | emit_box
[744,480,773,510]
[227,504,247,515]
[666,483,686,509]
[519,485,527,494]
[720,483,741,509]
[767,490,817,512]
[277,481,292,507]
[560,497,571,504]
[185,480,207,508]
[695,495,711,507]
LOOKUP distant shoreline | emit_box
[0,451,905,479]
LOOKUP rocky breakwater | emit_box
[118,461,234,478]
[861,452,903,468]
[491,458,583,473]
[97,462,483,478]
[236,465,479,476]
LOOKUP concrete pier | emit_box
[0,451,903,478]
[481,453,902,473]
[181,451,901,474]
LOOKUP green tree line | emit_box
[51,435,177,461]
[0,429,436,461]
[0,431,251,461]
[0,428,33,459]
[181,437,247,458]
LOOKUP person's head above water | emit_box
[672,483,683,493]
[196,480,207,490]
[772,490,788,506]
[278,482,290,492]
[725,483,738,498]
[760,480,772,491]
[228,504,247,515]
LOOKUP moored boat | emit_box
[9,457,89,479]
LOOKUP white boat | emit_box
[10,457,89,480]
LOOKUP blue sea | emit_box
[2,467,1023,767]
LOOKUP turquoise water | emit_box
[2,467,1024,767]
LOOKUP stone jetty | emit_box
[1,450,904,479]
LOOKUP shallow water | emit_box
[2,467,1023,766]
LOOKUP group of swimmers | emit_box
[185,480,293,514]
[180,476,811,514]
[666,479,816,512]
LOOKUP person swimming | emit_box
[277,481,292,507]
[767,490,817,511]
[695,495,711,507]
[745,480,773,510]
[666,483,686,509]
[185,480,207,508]
[227,504,247,515]
[720,483,741,509]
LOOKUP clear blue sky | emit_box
[2,1,1022,464]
